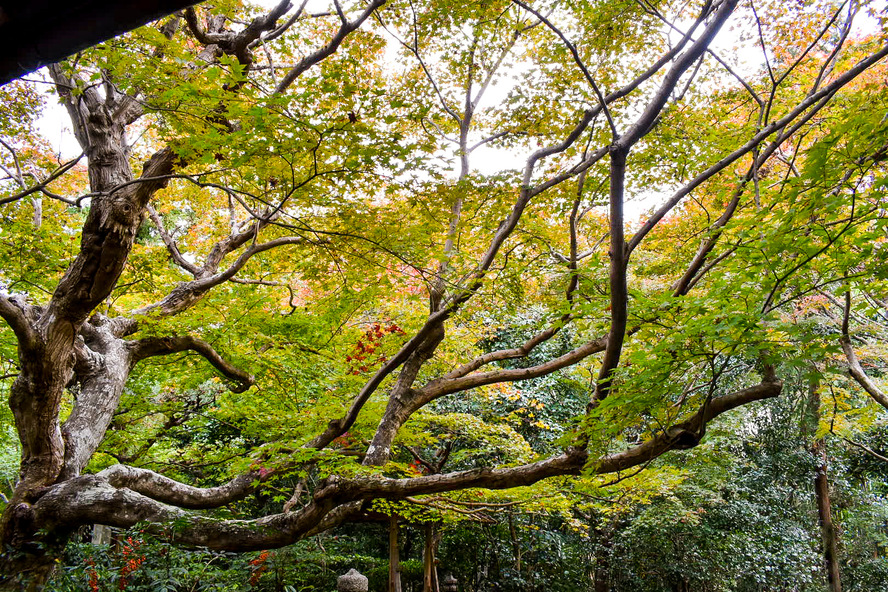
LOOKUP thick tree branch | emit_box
[30,376,780,552]
[596,377,781,472]
[59,322,131,480]
[99,464,266,509]
[249,1,311,48]
[32,475,337,551]
[0,293,37,349]
[43,148,178,328]
[618,0,738,149]
[594,147,628,401]
[34,378,781,551]
[184,7,230,46]
[128,335,254,393]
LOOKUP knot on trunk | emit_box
[7,503,37,544]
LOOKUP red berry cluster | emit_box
[118,537,146,590]
[345,323,405,375]
[249,550,271,586]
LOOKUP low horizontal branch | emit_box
[99,464,265,509]
[30,377,780,552]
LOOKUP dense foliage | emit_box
[2,0,888,589]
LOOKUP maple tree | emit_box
[1,0,888,588]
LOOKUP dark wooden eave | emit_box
[0,0,199,86]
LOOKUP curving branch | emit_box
[423,336,608,404]
[146,204,202,276]
[128,335,254,393]
[275,0,388,94]
[32,475,337,551]
[0,151,84,207]
[186,1,297,67]
[249,1,311,49]
[596,377,781,472]
[184,7,230,46]
[841,292,888,410]
[30,376,780,552]
[521,110,597,189]
[0,293,37,350]
[134,235,304,317]
[98,464,266,509]
[443,326,563,380]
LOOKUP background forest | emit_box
[2,0,888,590]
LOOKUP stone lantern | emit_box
[441,573,458,592]
[337,568,368,592]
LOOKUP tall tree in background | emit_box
[0,0,887,588]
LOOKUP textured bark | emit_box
[59,322,132,480]
[814,443,842,592]
[388,515,403,592]
[99,464,266,509]
[0,142,177,586]
[1,13,258,585]
[807,382,842,592]
[423,523,441,592]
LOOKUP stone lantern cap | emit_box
[337,568,369,592]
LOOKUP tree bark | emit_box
[814,441,842,592]
[423,522,440,592]
[593,521,612,592]
[807,381,842,592]
[389,515,403,592]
